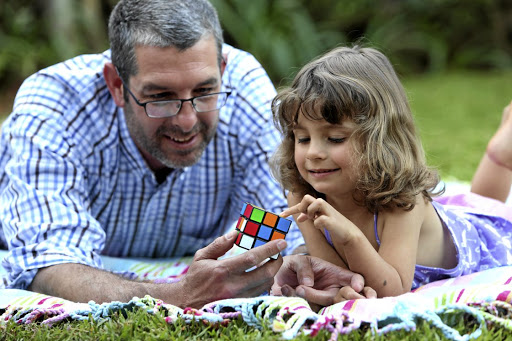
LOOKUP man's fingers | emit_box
[290,255,314,287]
[224,239,287,273]
[349,274,377,298]
[243,255,283,289]
[349,273,365,293]
[296,285,335,307]
[194,230,238,261]
[278,284,295,297]
[224,254,283,298]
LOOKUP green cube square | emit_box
[250,207,265,223]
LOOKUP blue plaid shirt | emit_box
[0,44,303,289]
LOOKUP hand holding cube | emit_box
[234,202,291,259]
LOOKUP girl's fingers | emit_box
[281,195,314,217]
[280,204,301,218]
[296,212,309,222]
[306,199,327,220]
[281,195,324,220]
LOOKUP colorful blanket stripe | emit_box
[1,251,512,340]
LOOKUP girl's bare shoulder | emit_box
[379,193,431,230]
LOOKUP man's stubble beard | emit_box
[123,103,219,169]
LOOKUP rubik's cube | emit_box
[235,202,292,259]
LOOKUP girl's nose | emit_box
[306,140,326,160]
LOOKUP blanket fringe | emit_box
[3,295,512,340]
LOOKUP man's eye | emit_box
[196,87,214,95]
[148,92,171,100]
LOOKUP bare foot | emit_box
[487,101,512,170]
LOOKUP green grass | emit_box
[3,304,510,340]
[404,70,512,182]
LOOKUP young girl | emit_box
[271,45,512,298]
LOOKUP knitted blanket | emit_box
[1,251,511,340]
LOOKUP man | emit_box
[0,0,372,308]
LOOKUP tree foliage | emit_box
[212,0,512,82]
[0,0,510,89]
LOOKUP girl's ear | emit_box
[104,62,126,107]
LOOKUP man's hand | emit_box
[271,255,376,311]
[175,230,287,308]
[29,230,286,308]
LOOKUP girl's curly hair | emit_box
[270,45,442,213]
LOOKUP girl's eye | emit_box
[296,137,310,144]
[329,137,346,143]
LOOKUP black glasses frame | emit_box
[116,67,231,118]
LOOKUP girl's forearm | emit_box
[342,233,411,297]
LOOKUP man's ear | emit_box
[220,53,227,76]
[104,62,125,107]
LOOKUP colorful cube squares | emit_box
[234,202,292,259]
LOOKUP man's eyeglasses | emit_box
[119,74,231,118]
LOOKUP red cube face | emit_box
[234,202,292,259]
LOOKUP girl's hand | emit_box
[281,194,339,222]
[334,285,377,303]
[281,194,353,242]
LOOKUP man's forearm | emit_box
[28,263,186,306]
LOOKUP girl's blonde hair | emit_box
[270,45,442,212]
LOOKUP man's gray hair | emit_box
[108,0,224,82]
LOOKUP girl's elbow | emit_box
[375,280,412,298]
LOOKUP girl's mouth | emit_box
[309,168,340,174]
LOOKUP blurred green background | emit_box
[1,0,511,182]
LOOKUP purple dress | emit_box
[323,193,512,289]
[412,193,512,289]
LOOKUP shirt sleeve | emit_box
[0,75,105,289]
[221,46,305,255]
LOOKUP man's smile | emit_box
[163,132,200,150]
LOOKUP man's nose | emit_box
[173,101,198,132]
